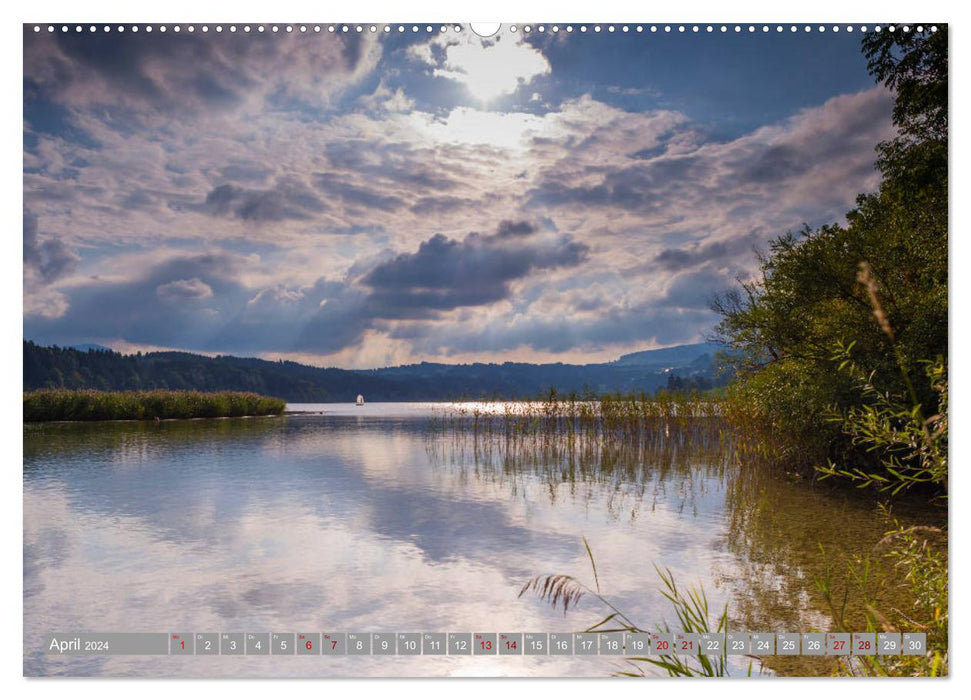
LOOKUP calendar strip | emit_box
[43,632,928,657]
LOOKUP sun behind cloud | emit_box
[411,31,551,103]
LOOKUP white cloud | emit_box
[410,32,551,102]
[23,29,895,365]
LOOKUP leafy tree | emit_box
[712,27,947,480]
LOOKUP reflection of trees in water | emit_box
[24,416,287,466]
[426,415,729,522]
[714,457,946,675]
[432,410,947,676]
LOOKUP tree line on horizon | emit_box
[22,340,725,402]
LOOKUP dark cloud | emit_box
[495,220,537,238]
[313,172,406,213]
[660,267,735,310]
[359,222,588,319]
[528,156,702,213]
[23,211,79,283]
[23,28,379,122]
[292,290,375,354]
[653,232,761,272]
[324,140,462,192]
[217,163,274,185]
[409,196,476,216]
[198,178,326,222]
[25,251,252,349]
[119,189,158,211]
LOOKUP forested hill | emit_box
[23,340,725,402]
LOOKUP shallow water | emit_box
[23,403,937,677]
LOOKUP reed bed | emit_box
[427,390,732,511]
[430,390,725,460]
[23,389,287,422]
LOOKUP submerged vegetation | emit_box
[814,511,948,677]
[23,389,286,422]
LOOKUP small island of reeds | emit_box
[23,389,287,422]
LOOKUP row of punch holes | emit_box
[32,24,940,35]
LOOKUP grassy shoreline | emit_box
[24,389,286,422]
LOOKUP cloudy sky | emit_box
[23,25,894,368]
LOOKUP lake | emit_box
[23,403,934,677]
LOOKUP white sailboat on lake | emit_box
[356,394,365,406]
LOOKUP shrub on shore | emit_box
[23,389,286,422]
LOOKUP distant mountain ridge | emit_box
[23,340,729,402]
[613,342,725,368]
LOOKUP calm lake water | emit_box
[23,403,936,677]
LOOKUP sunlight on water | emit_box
[24,404,936,677]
